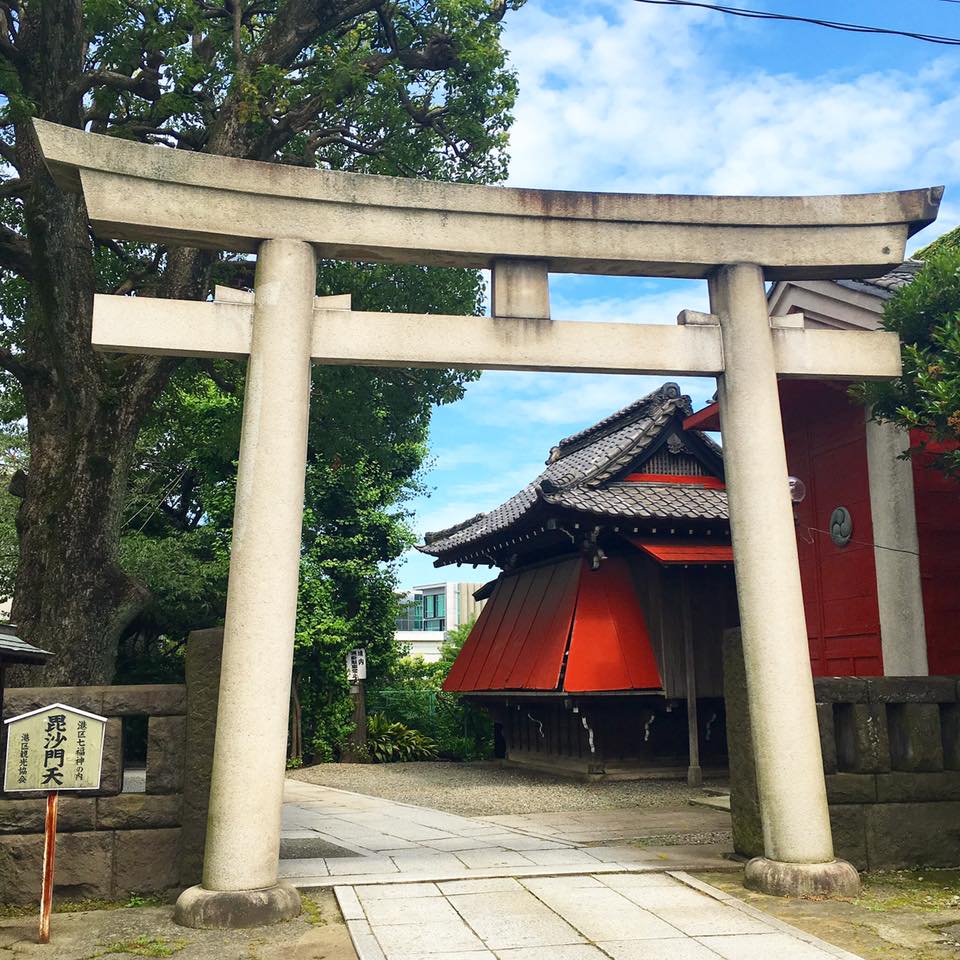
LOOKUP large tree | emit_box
[0,0,521,684]
[858,235,960,479]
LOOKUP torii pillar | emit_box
[31,118,941,923]
[711,264,858,895]
[174,239,316,926]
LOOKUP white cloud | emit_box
[465,369,715,428]
[503,2,960,202]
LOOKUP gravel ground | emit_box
[289,760,724,817]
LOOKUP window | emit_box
[421,591,446,631]
[395,597,424,631]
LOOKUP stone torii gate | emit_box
[33,119,941,927]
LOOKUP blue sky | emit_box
[395,0,960,589]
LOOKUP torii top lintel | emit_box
[34,120,941,281]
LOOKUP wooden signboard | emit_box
[3,703,107,942]
[3,702,106,793]
[346,648,367,682]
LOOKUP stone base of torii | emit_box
[33,119,941,926]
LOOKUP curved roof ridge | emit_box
[549,382,687,462]
[421,381,720,560]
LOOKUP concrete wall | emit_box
[0,628,223,904]
[724,629,960,871]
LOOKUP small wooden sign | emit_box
[3,703,107,793]
[2,703,108,944]
[346,648,367,682]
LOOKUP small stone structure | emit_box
[725,629,960,871]
[0,628,222,903]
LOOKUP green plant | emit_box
[95,936,188,959]
[856,243,960,478]
[366,713,438,762]
[286,756,303,770]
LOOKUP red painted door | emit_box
[911,437,960,675]
[781,383,883,677]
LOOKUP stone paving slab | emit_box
[334,873,866,960]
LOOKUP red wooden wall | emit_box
[780,383,884,677]
[912,437,960,675]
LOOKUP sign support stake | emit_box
[39,790,58,944]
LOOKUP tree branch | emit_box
[0,8,24,70]
[69,68,161,103]
[0,222,32,278]
[0,345,38,382]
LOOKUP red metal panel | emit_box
[467,567,537,691]
[442,573,515,692]
[459,572,523,692]
[515,558,581,690]
[563,556,662,692]
[442,558,581,693]
[488,564,559,689]
[630,539,733,564]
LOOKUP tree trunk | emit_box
[6,5,202,684]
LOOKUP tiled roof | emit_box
[0,626,52,666]
[836,260,922,300]
[422,383,726,561]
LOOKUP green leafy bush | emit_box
[856,244,960,477]
[366,713,438,762]
[366,616,495,761]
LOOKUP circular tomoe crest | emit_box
[829,506,853,547]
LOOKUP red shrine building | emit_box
[421,262,960,780]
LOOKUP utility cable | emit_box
[631,0,960,46]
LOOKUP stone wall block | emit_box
[943,703,960,771]
[888,703,944,772]
[835,703,890,773]
[867,676,957,704]
[100,684,186,717]
[876,771,960,803]
[114,828,181,896]
[865,802,960,869]
[3,686,107,719]
[96,717,124,796]
[829,805,867,871]
[145,715,186,794]
[814,677,869,704]
[96,794,182,830]
[825,773,876,804]
[817,703,838,774]
[0,832,115,904]
[0,797,96,835]
[179,627,224,885]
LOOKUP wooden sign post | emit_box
[343,649,368,763]
[3,703,107,943]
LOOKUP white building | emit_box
[395,582,486,662]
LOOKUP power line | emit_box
[631,0,960,46]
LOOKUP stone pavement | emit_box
[279,779,731,887]
[334,873,863,960]
[280,779,863,959]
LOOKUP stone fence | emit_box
[724,629,960,871]
[0,628,222,903]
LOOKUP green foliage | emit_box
[367,616,494,762]
[439,615,477,669]
[856,245,960,478]
[366,712,438,762]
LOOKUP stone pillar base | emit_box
[744,857,861,899]
[174,881,301,929]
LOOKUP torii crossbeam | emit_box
[33,118,941,925]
